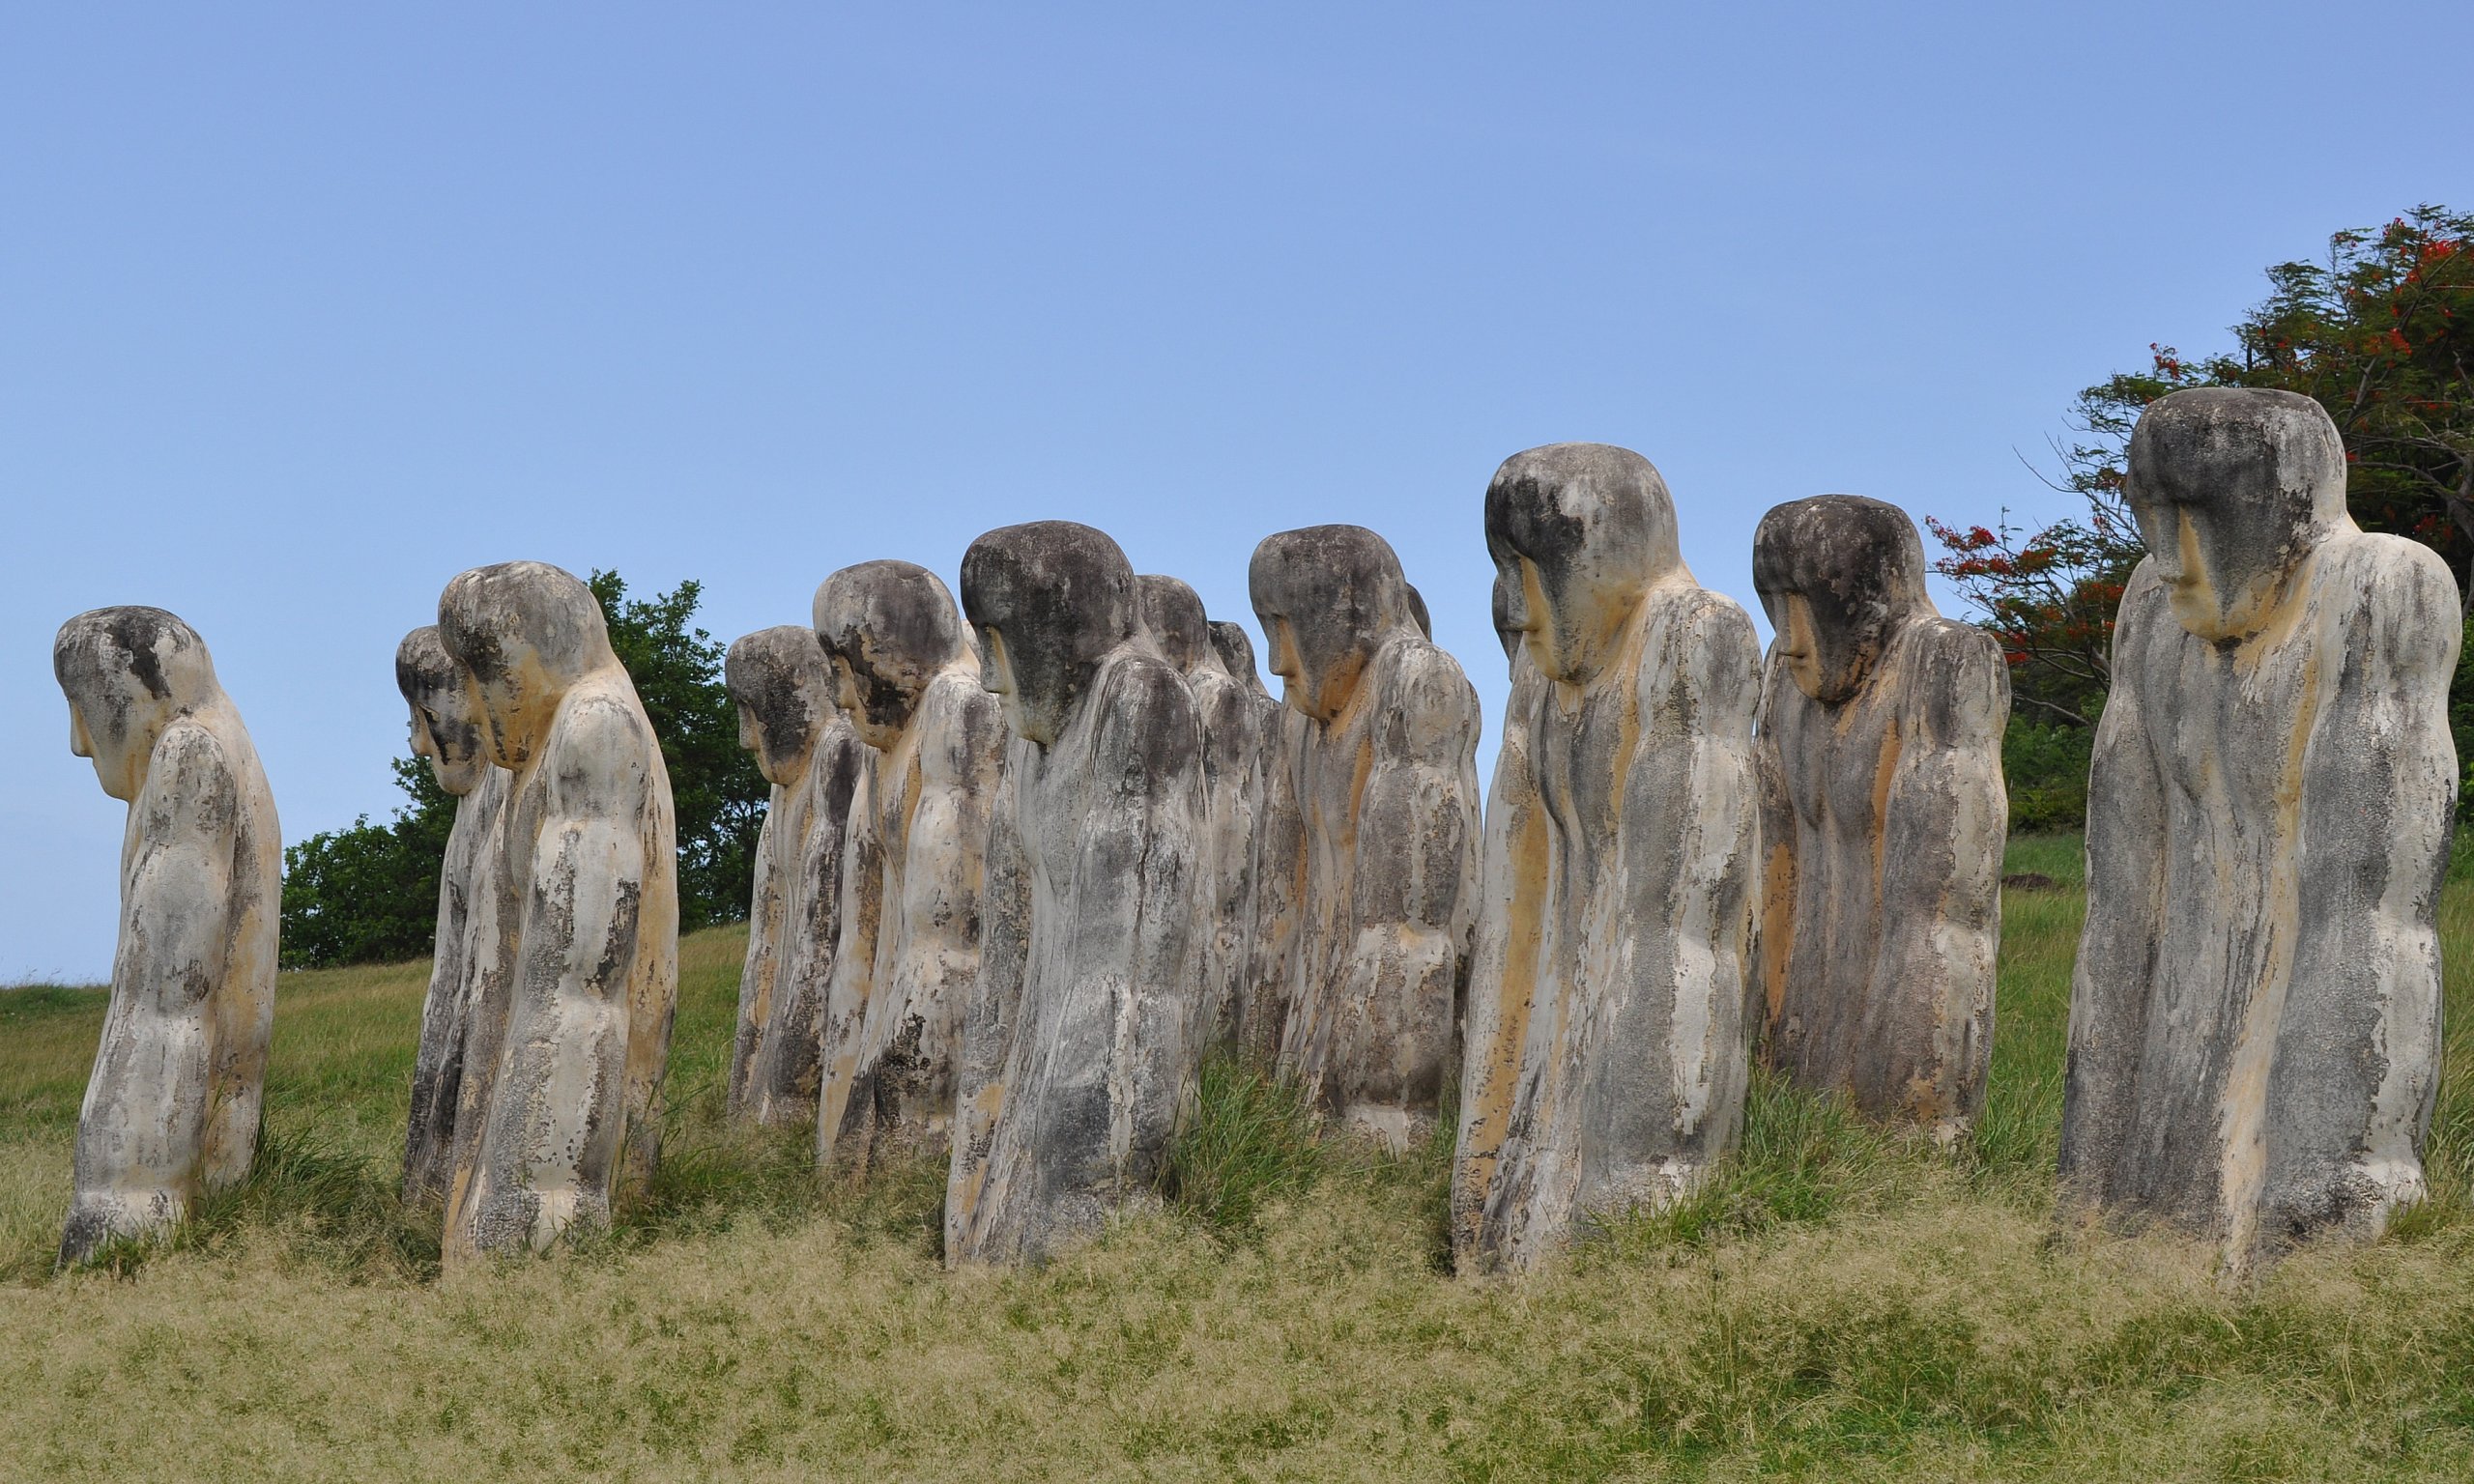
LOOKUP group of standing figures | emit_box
[51,387,2460,1279]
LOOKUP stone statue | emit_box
[1750,496,2008,1139]
[725,626,867,1127]
[1452,442,1763,1273]
[1250,526,1481,1150]
[53,608,280,1263]
[437,560,679,1262]
[946,522,1206,1265]
[812,560,1007,1167]
[1138,576,1262,1049]
[2060,387,2458,1270]
[397,626,515,1205]
[1212,619,1305,1062]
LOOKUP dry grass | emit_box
[1,835,2471,1481]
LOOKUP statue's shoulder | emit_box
[1370,635,1481,758]
[2317,529,2461,673]
[1634,580,1760,702]
[1097,648,1203,778]
[143,716,241,827]
[2326,528,2460,612]
[1891,614,2008,745]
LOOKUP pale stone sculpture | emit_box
[437,560,680,1262]
[1250,526,1482,1150]
[811,560,1007,1167]
[1213,619,1307,1061]
[397,626,515,1205]
[1139,576,1262,1049]
[946,522,1206,1266]
[1751,496,2008,1139]
[1452,442,1763,1273]
[725,626,866,1127]
[53,609,280,1262]
[2059,388,2458,1270]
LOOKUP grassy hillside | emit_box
[1,836,2471,1481]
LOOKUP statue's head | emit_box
[812,560,970,751]
[1136,575,1214,676]
[437,560,616,770]
[726,626,838,787]
[960,521,1137,747]
[54,607,222,802]
[1209,620,1269,700]
[1249,525,1417,723]
[396,625,491,797]
[1484,442,1681,686]
[2126,387,2349,642]
[1751,495,1930,705]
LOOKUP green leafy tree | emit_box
[280,570,767,967]
[586,570,767,932]
[1933,205,2474,824]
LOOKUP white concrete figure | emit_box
[53,608,280,1263]
[1249,526,1482,1151]
[946,522,1206,1266]
[1453,443,1763,1273]
[811,560,1007,1167]
[1214,619,1307,1064]
[1751,496,2008,1139]
[397,625,516,1205]
[437,560,679,1263]
[2060,387,2459,1272]
[1139,576,1263,1051]
[725,625,866,1127]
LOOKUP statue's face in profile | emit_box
[1750,495,1929,707]
[55,609,212,804]
[407,684,490,797]
[65,669,165,804]
[438,561,612,773]
[820,633,916,754]
[974,623,1042,746]
[1260,608,1368,726]
[961,523,1136,751]
[1248,527,1409,726]
[1483,444,1677,690]
[815,561,970,754]
[727,627,832,788]
[2127,389,2344,645]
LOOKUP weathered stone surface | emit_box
[1250,526,1482,1150]
[947,522,1205,1266]
[725,626,866,1127]
[397,626,515,1205]
[1751,496,2007,1138]
[1453,443,1762,1273]
[1139,576,1262,1050]
[812,561,1007,1166]
[2059,387,2458,1271]
[1214,619,1308,1063]
[437,560,680,1263]
[52,609,281,1263]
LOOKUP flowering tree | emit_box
[1933,205,2474,820]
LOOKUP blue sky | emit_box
[5,3,2467,981]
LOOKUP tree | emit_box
[586,570,767,933]
[1932,205,2474,824]
[280,570,767,967]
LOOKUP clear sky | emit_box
[4,2,2467,981]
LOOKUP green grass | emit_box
[2,837,2472,1481]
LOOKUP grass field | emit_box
[2,835,2472,1481]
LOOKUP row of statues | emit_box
[50,387,2457,1281]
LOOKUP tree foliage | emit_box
[281,571,766,968]
[1932,205,2474,822]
